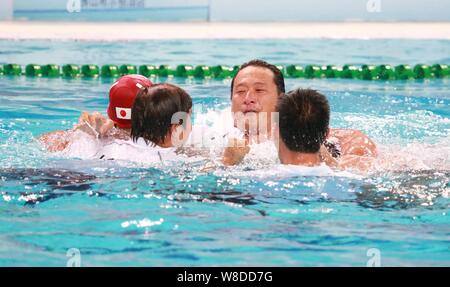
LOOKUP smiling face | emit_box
[231,66,281,138]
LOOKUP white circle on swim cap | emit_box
[115,107,131,120]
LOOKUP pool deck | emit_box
[0,21,449,40]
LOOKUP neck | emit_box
[278,141,322,167]
[157,128,182,148]
[157,136,173,148]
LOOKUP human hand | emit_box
[222,138,250,166]
[75,111,114,138]
[319,144,338,168]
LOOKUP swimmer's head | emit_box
[276,88,330,153]
[107,75,153,129]
[230,60,285,137]
[131,83,192,148]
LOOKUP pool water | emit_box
[0,39,449,266]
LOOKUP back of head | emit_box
[107,74,153,129]
[277,88,330,153]
[131,83,192,146]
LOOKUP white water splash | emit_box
[121,218,164,228]
[373,137,450,172]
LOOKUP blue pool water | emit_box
[0,39,449,266]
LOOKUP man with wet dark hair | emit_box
[223,59,285,165]
[131,83,192,148]
[229,59,284,138]
[277,88,330,160]
[276,88,376,170]
[97,83,195,163]
[224,59,377,168]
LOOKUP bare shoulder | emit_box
[330,128,366,138]
[329,128,377,157]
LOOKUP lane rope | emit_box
[1,63,448,80]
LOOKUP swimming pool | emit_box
[0,39,449,266]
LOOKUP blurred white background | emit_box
[2,0,449,22]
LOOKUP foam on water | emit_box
[373,138,450,172]
[5,106,448,176]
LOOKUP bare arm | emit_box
[320,144,375,172]
[38,130,71,152]
[38,111,116,152]
[329,129,377,157]
[321,129,377,172]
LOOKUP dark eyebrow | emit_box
[253,82,267,85]
[234,83,247,89]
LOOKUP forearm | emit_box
[38,130,71,152]
[330,129,377,157]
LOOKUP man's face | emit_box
[231,66,280,138]
[231,66,279,115]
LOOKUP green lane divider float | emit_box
[4,64,22,76]
[81,64,100,78]
[431,64,448,77]
[394,64,414,80]
[176,65,195,78]
[157,65,175,77]
[42,64,60,77]
[139,65,158,77]
[120,64,137,75]
[62,64,81,78]
[413,64,431,79]
[194,65,212,78]
[360,65,376,80]
[304,65,321,79]
[101,65,119,77]
[376,64,395,80]
[1,63,449,80]
[25,64,43,77]
[323,65,338,78]
[341,65,360,79]
[211,65,234,78]
[285,65,304,78]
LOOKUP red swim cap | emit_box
[107,75,152,129]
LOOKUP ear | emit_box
[325,128,330,139]
[170,124,180,133]
[170,123,190,148]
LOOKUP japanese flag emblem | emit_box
[116,107,131,120]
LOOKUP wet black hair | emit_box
[131,83,192,146]
[277,88,330,153]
